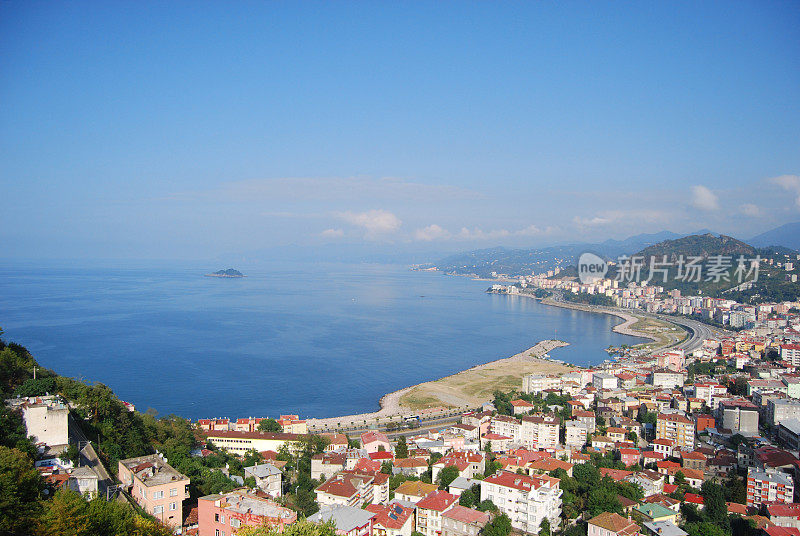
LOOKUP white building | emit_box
[480,470,561,532]
[522,374,561,395]
[519,414,560,450]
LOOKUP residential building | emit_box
[510,399,535,415]
[522,374,561,394]
[767,503,800,530]
[361,431,391,454]
[118,454,190,528]
[718,399,759,435]
[416,490,458,536]
[198,490,297,536]
[441,505,490,536]
[367,503,415,536]
[777,419,800,451]
[394,481,439,504]
[431,452,484,482]
[519,414,560,450]
[768,399,800,426]
[315,472,377,507]
[587,512,640,536]
[480,470,561,532]
[593,373,619,390]
[243,463,282,497]
[565,421,588,449]
[573,410,597,433]
[9,395,71,453]
[693,382,728,409]
[746,469,795,507]
[642,521,687,536]
[650,370,686,389]
[781,344,800,367]
[656,413,694,450]
[309,505,375,536]
[278,415,308,434]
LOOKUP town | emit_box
[6,299,800,536]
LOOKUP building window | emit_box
[215,531,220,536]
[153,490,164,499]
[221,515,225,524]
[170,502,177,511]
[153,506,163,514]
[170,487,178,496]
[215,514,219,522]
[231,519,241,528]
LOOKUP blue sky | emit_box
[1,2,799,261]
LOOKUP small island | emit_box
[204,268,245,278]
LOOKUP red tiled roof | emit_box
[442,505,490,525]
[416,490,458,512]
[684,493,704,505]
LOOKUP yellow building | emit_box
[655,413,694,450]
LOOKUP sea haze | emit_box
[0,262,645,419]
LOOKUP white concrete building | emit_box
[480,470,561,532]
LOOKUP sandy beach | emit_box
[306,339,570,430]
[307,289,685,431]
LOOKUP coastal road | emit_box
[651,314,724,353]
[546,291,728,355]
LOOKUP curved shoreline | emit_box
[307,339,569,430]
[307,289,674,430]
[539,297,659,343]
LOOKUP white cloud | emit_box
[768,174,800,208]
[414,224,451,241]
[573,215,611,227]
[690,185,719,211]
[320,228,344,238]
[413,223,555,242]
[740,203,761,217]
[335,209,402,236]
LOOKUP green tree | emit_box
[539,518,551,536]
[701,480,728,530]
[684,522,726,536]
[674,471,686,486]
[459,489,476,508]
[483,513,511,536]
[258,418,282,433]
[587,486,622,517]
[395,436,408,459]
[477,499,499,513]
[0,446,43,535]
[437,465,460,490]
[239,519,337,536]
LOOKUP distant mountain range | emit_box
[433,223,799,280]
[748,222,800,250]
[636,233,757,262]
[433,229,718,277]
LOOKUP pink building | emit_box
[118,454,190,528]
[618,448,640,468]
[198,489,297,536]
[361,431,391,454]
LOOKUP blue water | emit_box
[0,262,645,419]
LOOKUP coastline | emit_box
[309,286,668,430]
[307,339,570,430]
[539,297,659,343]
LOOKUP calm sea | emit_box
[0,262,645,419]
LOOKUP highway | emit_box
[546,291,729,355]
